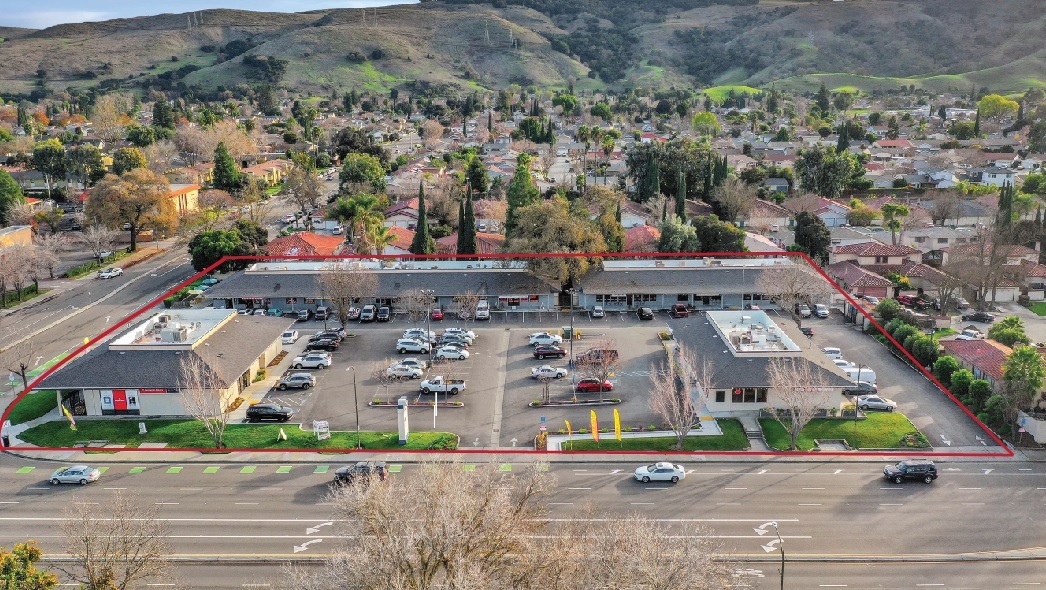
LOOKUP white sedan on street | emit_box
[633,462,686,484]
[97,267,123,279]
[531,365,568,379]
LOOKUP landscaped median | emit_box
[760,412,930,451]
[17,419,458,450]
[550,419,749,451]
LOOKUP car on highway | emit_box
[277,372,316,390]
[857,395,897,411]
[292,352,332,369]
[333,461,388,484]
[529,332,563,346]
[385,365,423,380]
[637,307,655,320]
[575,378,614,393]
[434,346,469,360]
[633,462,685,484]
[883,459,937,484]
[305,338,339,352]
[245,403,295,422]
[394,358,429,371]
[590,305,605,318]
[396,339,431,354]
[97,267,124,279]
[281,330,299,344]
[962,311,996,323]
[49,465,101,485]
[531,365,568,379]
[533,344,567,360]
[430,308,444,321]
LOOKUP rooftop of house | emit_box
[833,241,920,257]
[706,310,802,354]
[939,339,1013,382]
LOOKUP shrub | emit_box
[967,379,992,414]
[934,356,960,384]
[949,369,974,399]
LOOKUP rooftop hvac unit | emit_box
[158,315,171,323]
[176,328,189,342]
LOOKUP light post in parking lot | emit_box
[566,287,577,380]
[422,289,435,362]
[347,366,361,449]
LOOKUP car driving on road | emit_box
[333,461,388,484]
[634,462,685,483]
[50,465,101,485]
[97,267,123,279]
[884,459,937,484]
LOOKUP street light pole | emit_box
[347,366,361,449]
[757,521,785,590]
[567,288,576,377]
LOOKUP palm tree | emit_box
[330,193,385,250]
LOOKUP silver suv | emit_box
[277,372,316,390]
[292,352,332,369]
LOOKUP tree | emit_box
[768,356,832,450]
[33,207,63,235]
[112,147,147,176]
[34,232,66,279]
[978,94,1019,121]
[692,214,746,252]
[420,119,444,146]
[331,126,390,168]
[453,289,481,327]
[465,155,489,194]
[949,368,974,399]
[177,350,236,448]
[31,139,66,198]
[152,99,176,130]
[339,153,387,194]
[187,229,246,272]
[648,345,710,449]
[590,101,611,121]
[929,189,963,226]
[61,490,170,590]
[1000,345,1046,438]
[318,262,378,328]
[792,211,831,265]
[690,111,720,137]
[0,541,58,589]
[756,262,835,328]
[794,144,862,199]
[505,153,540,235]
[506,196,607,284]
[573,337,618,403]
[328,193,387,254]
[211,142,241,192]
[881,203,910,245]
[409,184,435,255]
[284,166,325,219]
[847,199,880,226]
[657,214,699,253]
[91,94,129,143]
[457,189,477,255]
[66,143,107,187]
[86,169,170,252]
[934,355,961,385]
[814,83,831,116]
[710,178,756,223]
[675,168,686,219]
[0,169,26,226]
[988,316,1031,347]
[79,224,118,263]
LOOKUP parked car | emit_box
[292,352,332,369]
[296,309,312,322]
[430,308,444,321]
[443,328,476,341]
[895,294,917,306]
[278,372,316,390]
[346,307,361,320]
[311,330,345,343]
[281,214,296,224]
[842,381,878,396]
[376,306,392,322]
[396,339,431,354]
[814,304,830,318]
[795,303,812,318]
[245,403,295,422]
[475,300,490,320]
[385,365,423,379]
[438,335,471,348]
[49,465,101,485]
[576,348,619,365]
[333,461,388,484]
[857,395,897,411]
[305,338,339,352]
[575,379,614,393]
[669,304,690,318]
[633,462,685,483]
[956,328,986,340]
[800,327,814,338]
[883,459,937,484]
[962,311,996,323]
[821,347,842,360]
[314,306,331,320]
[435,346,469,360]
[531,365,568,379]
[533,344,567,360]
[360,305,377,322]
[637,307,655,320]
[97,267,123,279]
[863,296,880,305]
[394,358,429,371]
[529,332,563,346]
[590,305,605,318]
[419,376,466,394]
[281,330,299,344]
[402,329,437,342]
[833,359,855,369]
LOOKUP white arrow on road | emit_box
[761,539,783,553]
[294,539,323,553]
[306,522,333,534]
[983,468,994,475]
[753,521,778,536]
[609,469,622,475]
[940,434,952,446]
[510,438,518,447]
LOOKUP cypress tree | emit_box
[703,158,713,198]
[458,189,477,255]
[488,111,493,133]
[409,183,435,254]
[616,201,622,224]
[212,142,241,192]
[836,125,850,153]
[973,108,981,136]
[675,168,686,219]
[997,182,1013,228]
[646,157,661,201]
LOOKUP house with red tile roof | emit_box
[824,261,893,298]
[434,231,506,255]
[264,232,347,257]
[382,226,415,255]
[384,198,420,229]
[831,241,920,266]
[1019,260,1046,301]
[864,260,950,291]
[624,225,661,253]
[743,199,792,231]
[939,339,1013,389]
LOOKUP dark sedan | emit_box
[333,461,389,485]
[533,345,567,360]
[962,311,995,323]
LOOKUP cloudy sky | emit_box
[2,0,414,29]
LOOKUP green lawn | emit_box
[560,419,748,451]
[18,419,456,450]
[1030,302,1046,316]
[933,328,957,339]
[703,85,761,103]
[7,391,59,425]
[760,413,928,451]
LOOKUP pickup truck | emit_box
[419,376,466,395]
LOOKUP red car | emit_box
[430,308,444,321]
[575,379,614,393]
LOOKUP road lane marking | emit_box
[726,487,747,490]
[820,585,847,587]
[879,503,903,506]
[128,467,146,474]
[0,501,18,504]
[26,488,51,491]
[155,502,179,505]
[235,502,259,505]
[103,487,126,490]
[15,467,34,474]
[567,487,591,490]
[798,503,822,506]
[1019,468,1032,471]
[880,487,903,490]
[240,466,256,474]
[203,467,219,474]
[179,488,203,491]
[957,488,982,490]
[802,488,825,490]
[313,466,329,474]
[631,502,654,505]
[276,466,292,474]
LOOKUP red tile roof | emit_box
[435,231,505,255]
[833,241,919,257]
[1020,260,1046,278]
[940,339,1013,382]
[873,139,914,149]
[385,226,415,252]
[264,232,346,257]
[825,261,893,287]
[864,261,949,286]
[624,225,661,252]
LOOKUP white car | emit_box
[97,267,123,279]
[633,462,685,484]
[281,330,299,344]
[857,395,897,412]
[292,352,332,369]
[864,296,880,305]
[531,365,568,379]
[385,365,423,379]
[833,359,855,369]
[443,328,477,341]
[50,465,102,485]
[402,329,437,342]
[281,214,296,224]
[814,304,829,318]
[590,306,605,318]
[396,339,431,354]
[434,346,469,360]
[394,358,429,371]
[528,332,563,346]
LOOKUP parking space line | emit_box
[97,467,110,473]
[388,465,403,473]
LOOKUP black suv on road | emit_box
[884,459,937,484]
[333,461,389,484]
[245,403,295,423]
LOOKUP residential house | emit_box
[782,196,850,228]
[831,241,920,266]
[764,177,790,194]
[624,225,660,253]
[384,198,420,229]
[983,152,1019,168]
[382,226,415,255]
[939,339,1013,390]
[824,261,894,299]
[742,199,791,231]
[0,226,33,248]
[899,226,979,263]
[981,166,1018,187]
[264,232,347,257]
[620,201,650,228]
[434,232,506,255]
[864,260,951,293]
[241,159,291,187]
[166,184,201,215]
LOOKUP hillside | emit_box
[0,0,1042,97]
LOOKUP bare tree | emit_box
[197,189,235,230]
[539,148,556,179]
[420,119,444,147]
[711,177,757,223]
[927,189,963,226]
[574,337,618,403]
[317,262,378,328]
[61,490,172,590]
[286,460,733,590]
[177,352,233,449]
[142,139,179,175]
[3,244,35,302]
[453,289,481,326]
[370,358,398,402]
[756,262,836,327]
[8,201,37,226]
[91,94,130,143]
[33,233,66,279]
[0,338,36,387]
[78,224,119,263]
[767,357,832,450]
[397,288,433,325]
[648,345,711,449]
[283,166,325,220]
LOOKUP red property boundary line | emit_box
[0,251,1012,458]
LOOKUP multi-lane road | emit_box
[0,458,1044,588]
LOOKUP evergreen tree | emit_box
[836,125,850,153]
[997,182,1013,228]
[212,142,242,192]
[505,153,540,234]
[646,157,661,200]
[814,83,831,116]
[675,168,686,219]
[973,108,981,136]
[458,189,478,255]
[487,111,493,133]
[153,100,175,130]
[409,183,436,254]
[703,157,713,199]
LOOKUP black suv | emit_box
[637,307,654,320]
[883,459,937,484]
[245,403,294,423]
[305,338,339,352]
[333,461,389,484]
[962,311,995,323]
